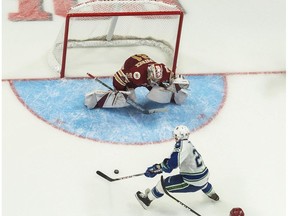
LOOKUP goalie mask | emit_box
[173,125,190,141]
[147,64,163,84]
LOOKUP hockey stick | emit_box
[161,176,201,216]
[87,73,168,114]
[96,170,144,182]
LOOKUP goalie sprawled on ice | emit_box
[85,54,189,109]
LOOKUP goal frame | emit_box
[58,8,184,78]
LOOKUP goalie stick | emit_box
[160,176,202,216]
[87,73,168,114]
[96,170,144,182]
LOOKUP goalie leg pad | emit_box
[146,86,173,104]
[85,90,130,109]
[84,90,102,109]
[173,89,188,104]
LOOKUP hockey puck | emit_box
[114,169,119,174]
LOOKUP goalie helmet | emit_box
[173,125,190,141]
[147,64,163,84]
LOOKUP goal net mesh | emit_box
[48,0,184,78]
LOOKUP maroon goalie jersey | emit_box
[113,54,173,91]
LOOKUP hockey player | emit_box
[85,54,189,109]
[135,125,219,209]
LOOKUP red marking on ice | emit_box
[8,0,75,21]
[9,0,52,21]
[5,71,285,145]
[197,113,206,119]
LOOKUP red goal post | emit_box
[48,0,184,78]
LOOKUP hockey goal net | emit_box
[48,0,184,78]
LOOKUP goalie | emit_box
[85,54,189,109]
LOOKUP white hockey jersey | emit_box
[166,139,210,187]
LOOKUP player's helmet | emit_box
[230,208,245,216]
[147,64,163,83]
[173,125,190,141]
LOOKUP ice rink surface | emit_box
[2,0,286,216]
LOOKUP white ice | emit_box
[2,0,286,216]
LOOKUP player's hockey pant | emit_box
[151,174,213,199]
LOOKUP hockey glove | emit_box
[166,75,189,93]
[144,164,162,178]
[161,158,173,173]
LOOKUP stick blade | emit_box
[147,107,168,114]
[96,171,115,182]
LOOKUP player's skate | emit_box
[208,192,220,201]
[135,189,152,209]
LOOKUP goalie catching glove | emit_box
[146,75,189,104]
[166,75,189,93]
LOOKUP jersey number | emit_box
[193,149,203,167]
